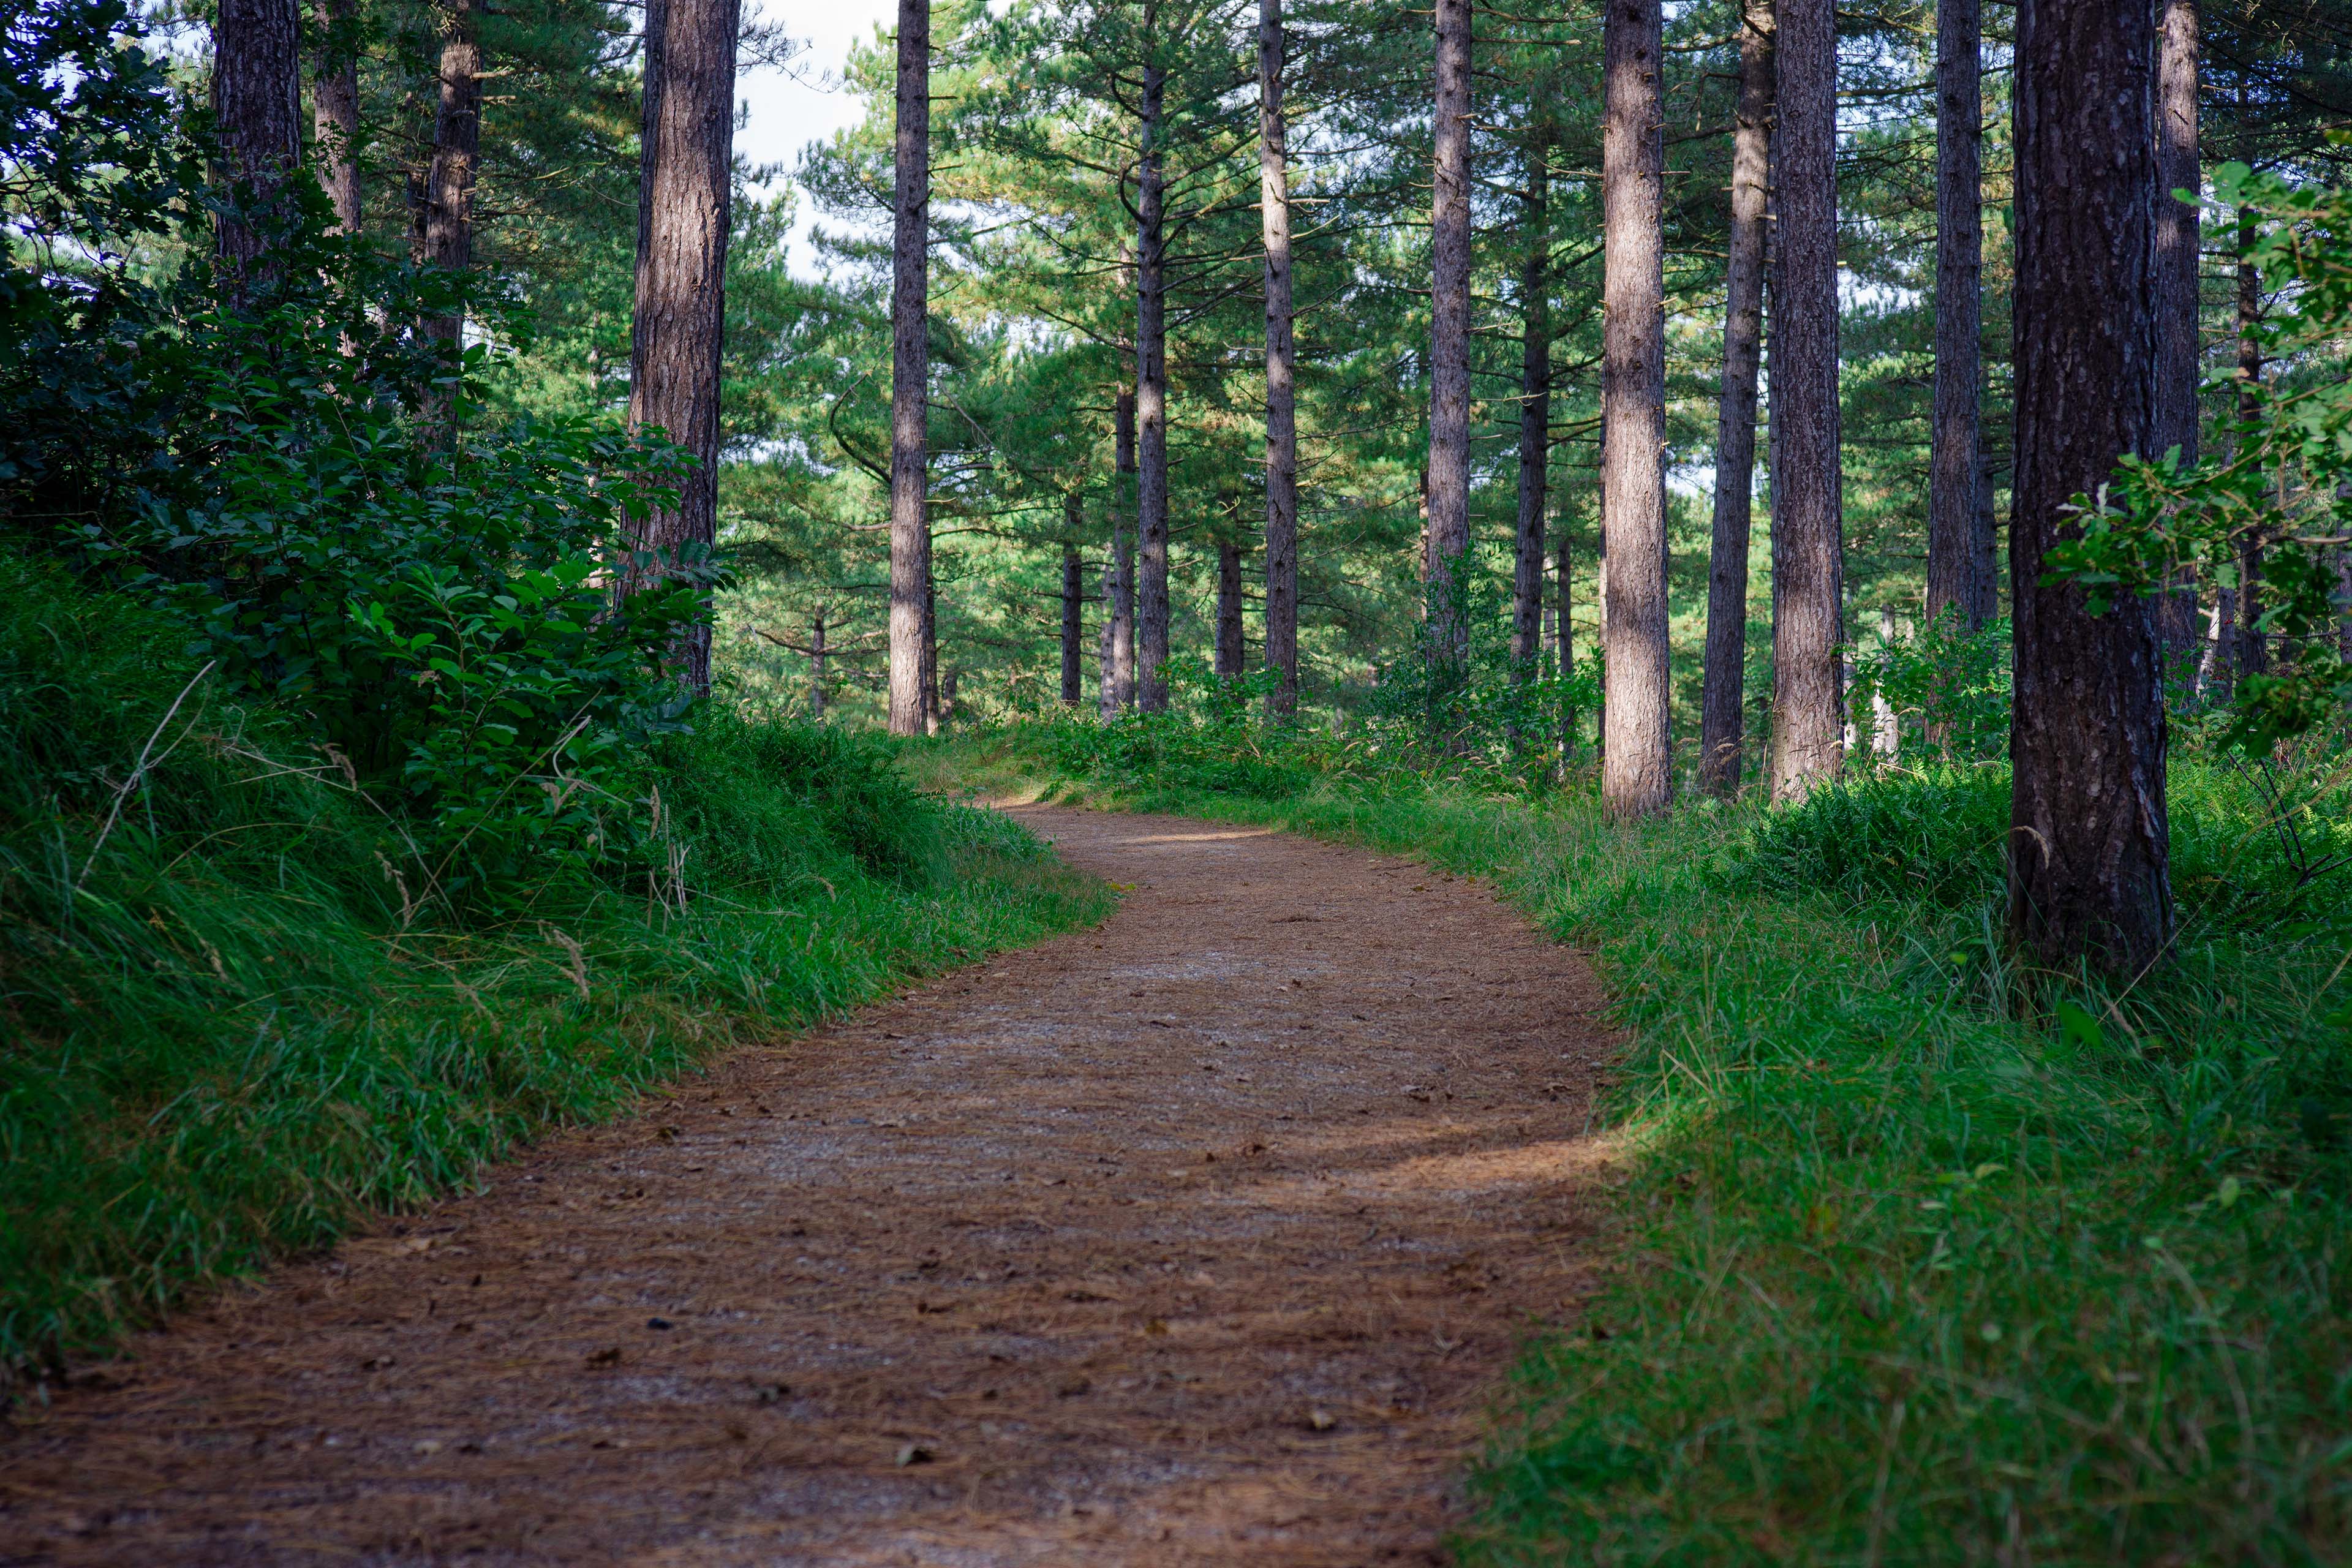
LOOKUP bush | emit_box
[1846,613,2013,761]
[0,559,1110,1392]
[5,13,709,906]
[51,242,710,904]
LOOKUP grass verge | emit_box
[0,568,1111,1399]
[930,722,2352,1564]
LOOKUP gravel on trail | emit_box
[2,807,1619,1567]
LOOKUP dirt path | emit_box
[2,807,1616,1567]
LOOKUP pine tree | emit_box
[889,0,933,735]
[627,0,739,694]
[2008,0,2172,969]
[1601,0,1670,818]
[1768,0,1844,801]
[1700,0,1773,796]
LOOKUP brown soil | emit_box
[1,807,1616,1567]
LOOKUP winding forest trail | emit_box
[2,808,1616,1567]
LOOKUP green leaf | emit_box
[2052,1000,2104,1055]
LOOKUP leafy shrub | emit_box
[0,0,197,516]
[1847,613,2013,762]
[64,251,714,903]
[3,32,711,906]
[2048,160,2352,751]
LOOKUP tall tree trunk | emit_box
[1513,120,1554,684]
[1097,535,1123,720]
[420,1,480,317]
[2234,208,2267,681]
[1097,549,1118,718]
[312,0,363,232]
[211,0,304,287]
[1423,0,1473,683]
[2152,0,2203,660]
[1061,529,1084,707]
[887,0,932,735]
[1594,518,1609,763]
[1700,0,1774,796]
[1114,387,1139,709]
[1555,529,1575,763]
[1926,0,1983,631]
[809,606,826,720]
[1769,0,1845,801]
[627,0,738,696]
[922,574,940,733]
[1135,60,1172,712]
[417,0,480,437]
[1216,538,1245,678]
[1973,426,2000,624]
[2009,0,2171,971]
[1602,0,1671,818]
[1259,0,1299,719]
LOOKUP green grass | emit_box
[939,722,2352,1564]
[0,564,1112,1398]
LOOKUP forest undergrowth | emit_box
[0,562,1110,1401]
[927,714,2352,1564]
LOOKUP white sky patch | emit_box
[737,0,1025,280]
[736,0,897,277]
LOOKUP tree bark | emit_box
[1216,538,1245,678]
[1555,528,1575,762]
[1097,543,1119,718]
[1061,531,1084,707]
[211,0,304,285]
[1135,59,1172,712]
[312,0,363,232]
[626,0,738,695]
[887,0,932,736]
[809,606,826,720]
[1926,0,1984,631]
[417,0,480,437]
[1594,518,1608,763]
[421,1,480,301]
[2153,0,2203,658]
[1602,0,1671,818]
[922,573,940,733]
[1973,424,2000,624]
[1768,0,1845,801]
[2009,0,2171,971]
[1513,119,1554,685]
[1259,0,1299,719]
[1423,0,1473,678]
[1114,387,1139,710]
[1700,1,1774,796]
